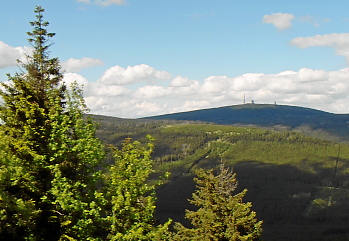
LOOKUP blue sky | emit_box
[1,0,349,117]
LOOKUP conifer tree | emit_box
[101,137,172,240]
[172,164,262,241]
[0,6,104,240]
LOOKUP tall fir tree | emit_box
[172,164,262,241]
[101,137,172,240]
[0,6,104,240]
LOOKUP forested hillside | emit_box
[5,5,349,241]
[92,115,349,241]
[1,7,264,240]
[144,104,349,142]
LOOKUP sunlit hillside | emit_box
[92,113,349,241]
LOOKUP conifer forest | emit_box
[1,6,349,241]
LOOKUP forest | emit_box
[0,6,260,241]
[1,5,349,241]
[93,117,349,240]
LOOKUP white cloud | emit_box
[84,96,110,113]
[63,73,89,87]
[290,33,349,64]
[62,57,104,72]
[0,41,32,68]
[6,62,349,117]
[171,80,200,96]
[58,64,349,118]
[98,64,172,85]
[132,101,164,116]
[295,68,328,83]
[263,13,295,30]
[94,0,126,6]
[231,73,265,91]
[181,100,211,112]
[63,72,131,98]
[170,76,194,87]
[78,0,126,6]
[133,85,171,99]
[92,84,129,97]
[200,76,228,94]
[290,33,349,49]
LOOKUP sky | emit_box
[1,0,349,118]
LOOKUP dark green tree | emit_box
[172,164,262,241]
[0,6,104,240]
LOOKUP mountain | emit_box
[88,106,349,240]
[143,104,349,141]
[89,118,349,241]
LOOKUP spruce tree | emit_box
[101,137,171,240]
[172,164,262,241]
[0,6,104,240]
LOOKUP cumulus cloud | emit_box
[290,33,349,64]
[5,61,349,117]
[181,100,211,112]
[131,101,164,116]
[200,76,229,94]
[0,41,32,68]
[92,84,129,97]
[133,85,171,99]
[73,64,349,118]
[84,96,110,113]
[295,68,328,83]
[171,80,200,96]
[290,33,349,49]
[98,64,172,85]
[9,63,349,118]
[263,13,295,30]
[170,76,194,87]
[63,73,89,87]
[63,72,130,97]
[231,73,265,91]
[78,0,126,6]
[62,57,104,72]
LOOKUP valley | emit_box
[91,104,349,240]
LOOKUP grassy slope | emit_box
[91,115,349,241]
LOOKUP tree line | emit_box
[0,6,261,241]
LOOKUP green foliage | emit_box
[4,4,349,241]
[172,164,262,241]
[101,137,171,240]
[0,133,39,240]
[0,6,174,241]
[0,6,104,240]
[92,119,349,240]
